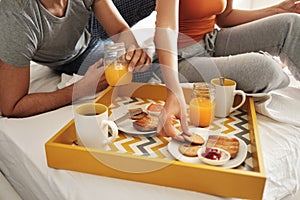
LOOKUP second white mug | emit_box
[211,78,246,118]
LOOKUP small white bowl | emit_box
[198,147,230,166]
[145,103,164,116]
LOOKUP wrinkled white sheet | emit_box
[255,68,300,127]
[258,115,300,199]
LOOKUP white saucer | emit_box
[167,128,248,168]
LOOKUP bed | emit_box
[1,12,300,200]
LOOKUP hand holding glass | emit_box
[104,42,132,86]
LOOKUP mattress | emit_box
[0,62,299,200]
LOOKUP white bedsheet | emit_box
[0,62,300,200]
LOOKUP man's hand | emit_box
[126,44,152,73]
[74,59,108,99]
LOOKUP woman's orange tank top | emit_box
[178,0,226,48]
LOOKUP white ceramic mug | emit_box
[74,103,118,150]
[211,78,246,118]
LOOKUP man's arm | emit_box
[92,0,151,72]
[0,59,107,117]
[87,0,156,39]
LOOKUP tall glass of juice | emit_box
[189,82,215,127]
[104,42,132,86]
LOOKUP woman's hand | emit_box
[157,92,190,142]
[276,0,300,14]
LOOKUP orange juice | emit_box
[189,97,215,127]
[104,62,132,86]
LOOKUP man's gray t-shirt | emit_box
[0,0,98,68]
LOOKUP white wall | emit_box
[233,0,283,9]
[233,0,252,9]
[252,0,282,9]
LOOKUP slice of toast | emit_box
[206,135,239,158]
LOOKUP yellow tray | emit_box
[45,83,266,199]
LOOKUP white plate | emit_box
[117,118,157,136]
[167,128,247,168]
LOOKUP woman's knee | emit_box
[252,53,289,92]
[281,13,300,25]
[273,13,300,34]
[224,53,289,93]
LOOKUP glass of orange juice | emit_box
[104,42,132,86]
[189,82,215,127]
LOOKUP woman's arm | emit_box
[217,0,300,28]
[155,0,189,140]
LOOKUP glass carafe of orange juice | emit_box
[189,82,215,127]
[104,42,132,86]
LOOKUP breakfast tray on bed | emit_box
[45,83,266,199]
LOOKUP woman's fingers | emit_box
[157,111,185,142]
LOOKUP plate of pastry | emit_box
[115,108,158,136]
[167,127,247,168]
